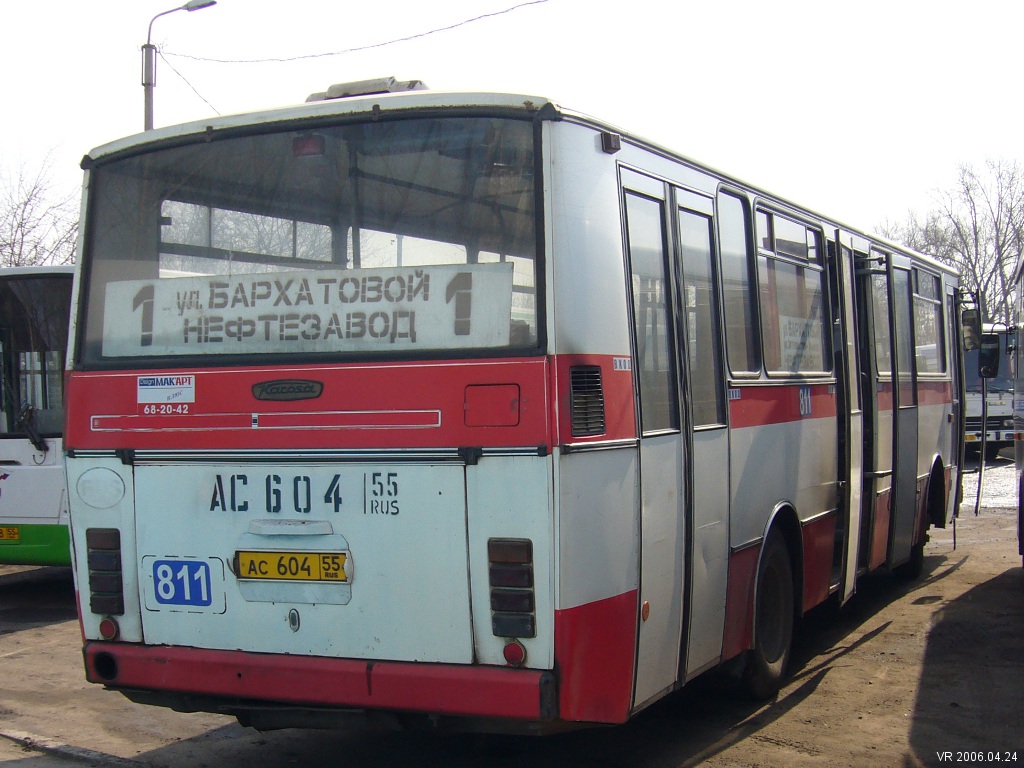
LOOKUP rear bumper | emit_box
[965,430,1013,445]
[84,642,556,722]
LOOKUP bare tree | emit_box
[879,159,1024,324]
[0,156,79,267]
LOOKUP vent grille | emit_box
[570,366,606,436]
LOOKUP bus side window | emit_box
[678,208,726,426]
[757,211,830,376]
[625,191,679,433]
[912,269,945,374]
[717,192,760,375]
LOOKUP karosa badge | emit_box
[251,379,324,401]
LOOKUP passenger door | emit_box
[622,178,686,709]
[856,249,895,571]
[832,231,864,602]
[888,262,919,566]
[674,191,729,678]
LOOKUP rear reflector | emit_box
[98,617,120,641]
[503,640,527,667]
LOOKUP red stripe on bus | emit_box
[66,358,551,452]
[728,383,837,429]
[554,590,637,723]
[918,379,953,406]
[876,382,894,412]
[870,379,951,410]
[84,643,549,720]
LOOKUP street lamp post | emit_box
[142,0,217,131]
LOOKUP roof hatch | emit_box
[306,76,427,102]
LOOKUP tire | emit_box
[894,540,925,579]
[742,529,795,700]
[895,473,938,580]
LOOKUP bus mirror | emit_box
[962,308,982,350]
[978,332,1001,378]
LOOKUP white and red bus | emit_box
[65,80,964,731]
[0,265,74,566]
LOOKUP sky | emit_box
[2,0,1021,235]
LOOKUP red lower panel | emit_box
[801,512,837,613]
[554,591,637,724]
[721,543,760,662]
[84,643,548,720]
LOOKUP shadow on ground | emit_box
[0,568,76,638]
[909,566,1024,765]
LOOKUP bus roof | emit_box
[0,265,75,277]
[80,83,954,279]
[83,89,556,165]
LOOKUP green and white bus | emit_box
[0,265,74,566]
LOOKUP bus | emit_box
[964,325,1013,459]
[65,80,964,732]
[0,265,74,566]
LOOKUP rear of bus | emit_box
[66,89,567,729]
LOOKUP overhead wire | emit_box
[156,0,550,116]
[164,0,550,65]
[157,51,221,116]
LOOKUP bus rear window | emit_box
[79,116,539,365]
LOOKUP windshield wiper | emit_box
[14,404,48,453]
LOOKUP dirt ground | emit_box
[0,461,1022,768]
[688,488,1024,767]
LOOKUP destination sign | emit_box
[102,263,514,357]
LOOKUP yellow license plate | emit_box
[235,550,347,582]
[0,526,20,541]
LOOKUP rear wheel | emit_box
[894,540,925,579]
[742,529,795,700]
